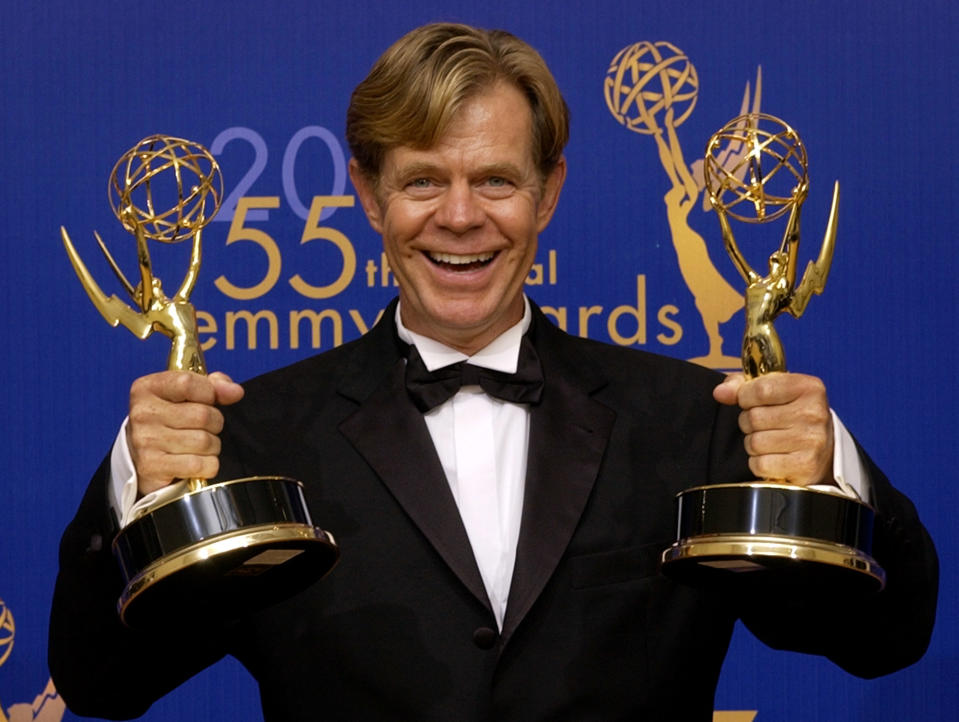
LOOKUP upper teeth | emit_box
[429,252,494,265]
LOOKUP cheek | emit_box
[506,215,540,263]
[383,207,430,251]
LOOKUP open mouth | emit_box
[426,251,496,271]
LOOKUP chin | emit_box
[436,296,509,325]
[403,285,521,338]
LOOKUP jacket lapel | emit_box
[336,306,491,613]
[501,309,616,643]
[334,301,616,635]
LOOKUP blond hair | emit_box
[346,23,569,181]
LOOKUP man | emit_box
[49,23,937,721]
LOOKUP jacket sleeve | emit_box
[48,454,231,719]
[736,441,938,679]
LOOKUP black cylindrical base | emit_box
[660,483,885,594]
[113,477,339,628]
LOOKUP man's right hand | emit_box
[127,370,245,496]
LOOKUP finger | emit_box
[136,451,221,494]
[129,420,223,489]
[712,373,746,406]
[141,427,223,457]
[138,449,221,479]
[128,416,222,460]
[130,370,218,406]
[747,449,829,487]
[736,372,826,411]
[739,396,831,436]
[208,371,245,406]
[742,427,830,459]
[129,396,225,435]
[738,405,785,435]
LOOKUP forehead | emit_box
[384,82,536,172]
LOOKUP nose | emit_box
[433,180,486,233]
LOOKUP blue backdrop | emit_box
[1,1,955,719]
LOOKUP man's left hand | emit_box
[713,372,834,486]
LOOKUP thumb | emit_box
[713,372,746,406]
[208,371,245,406]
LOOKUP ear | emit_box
[535,156,567,233]
[349,158,384,234]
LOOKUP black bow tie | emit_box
[403,336,544,412]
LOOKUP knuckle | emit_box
[193,429,220,455]
[180,455,208,479]
[135,448,164,477]
[798,397,829,424]
[790,449,824,485]
[180,403,220,432]
[743,407,764,433]
[806,374,826,395]
[169,371,194,397]
[814,405,831,426]
[186,455,218,480]
[743,431,768,457]
[178,404,204,429]
[811,431,828,454]
[754,378,777,405]
[138,476,170,496]
[798,376,827,404]
[203,405,225,432]
[754,385,771,406]
[128,403,151,426]
[181,428,205,452]
[752,431,773,456]
[793,449,814,473]
[128,425,155,454]
[129,376,149,400]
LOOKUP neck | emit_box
[398,297,529,356]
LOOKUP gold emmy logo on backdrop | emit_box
[61,135,339,628]
[660,114,885,593]
[0,598,65,722]
[604,41,764,368]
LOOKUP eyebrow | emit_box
[479,162,525,179]
[393,161,441,179]
[393,160,526,181]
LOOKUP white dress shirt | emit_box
[395,299,533,630]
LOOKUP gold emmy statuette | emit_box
[61,135,339,628]
[660,114,884,593]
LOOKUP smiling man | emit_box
[50,23,937,721]
[350,80,564,355]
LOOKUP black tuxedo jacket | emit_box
[50,300,937,721]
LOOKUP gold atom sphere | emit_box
[0,599,14,668]
[108,135,223,243]
[604,40,698,135]
[705,113,808,224]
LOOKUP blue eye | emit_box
[409,178,431,188]
[488,177,507,187]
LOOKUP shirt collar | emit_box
[395,297,532,374]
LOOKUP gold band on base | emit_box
[116,520,338,628]
[119,523,334,611]
[660,481,885,594]
[661,533,885,587]
[111,475,339,627]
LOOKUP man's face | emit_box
[350,81,566,354]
